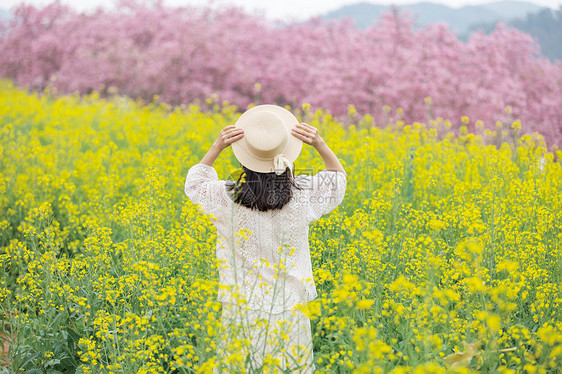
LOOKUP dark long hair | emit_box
[227,166,300,211]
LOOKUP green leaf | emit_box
[65,327,81,342]
[23,369,42,374]
[46,370,65,374]
[20,352,40,369]
[45,358,61,368]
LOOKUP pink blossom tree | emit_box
[1,1,560,145]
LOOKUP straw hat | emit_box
[232,105,303,174]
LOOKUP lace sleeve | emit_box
[184,163,230,218]
[298,170,347,222]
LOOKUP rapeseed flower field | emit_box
[0,80,560,373]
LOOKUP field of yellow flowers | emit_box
[0,79,560,373]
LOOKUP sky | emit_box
[1,0,561,20]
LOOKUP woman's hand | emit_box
[214,125,244,151]
[200,125,244,167]
[291,122,324,149]
[292,122,346,176]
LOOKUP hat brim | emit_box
[231,105,303,173]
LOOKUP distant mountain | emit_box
[323,1,547,34]
[478,1,547,19]
[0,8,12,22]
[467,7,562,61]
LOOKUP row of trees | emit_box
[1,1,561,145]
[467,7,562,62]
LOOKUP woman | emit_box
[185,105,346,373]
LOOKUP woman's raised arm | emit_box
[200,125,244,166]
[291,122,346,176]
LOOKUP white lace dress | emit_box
[185,164,346,372]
